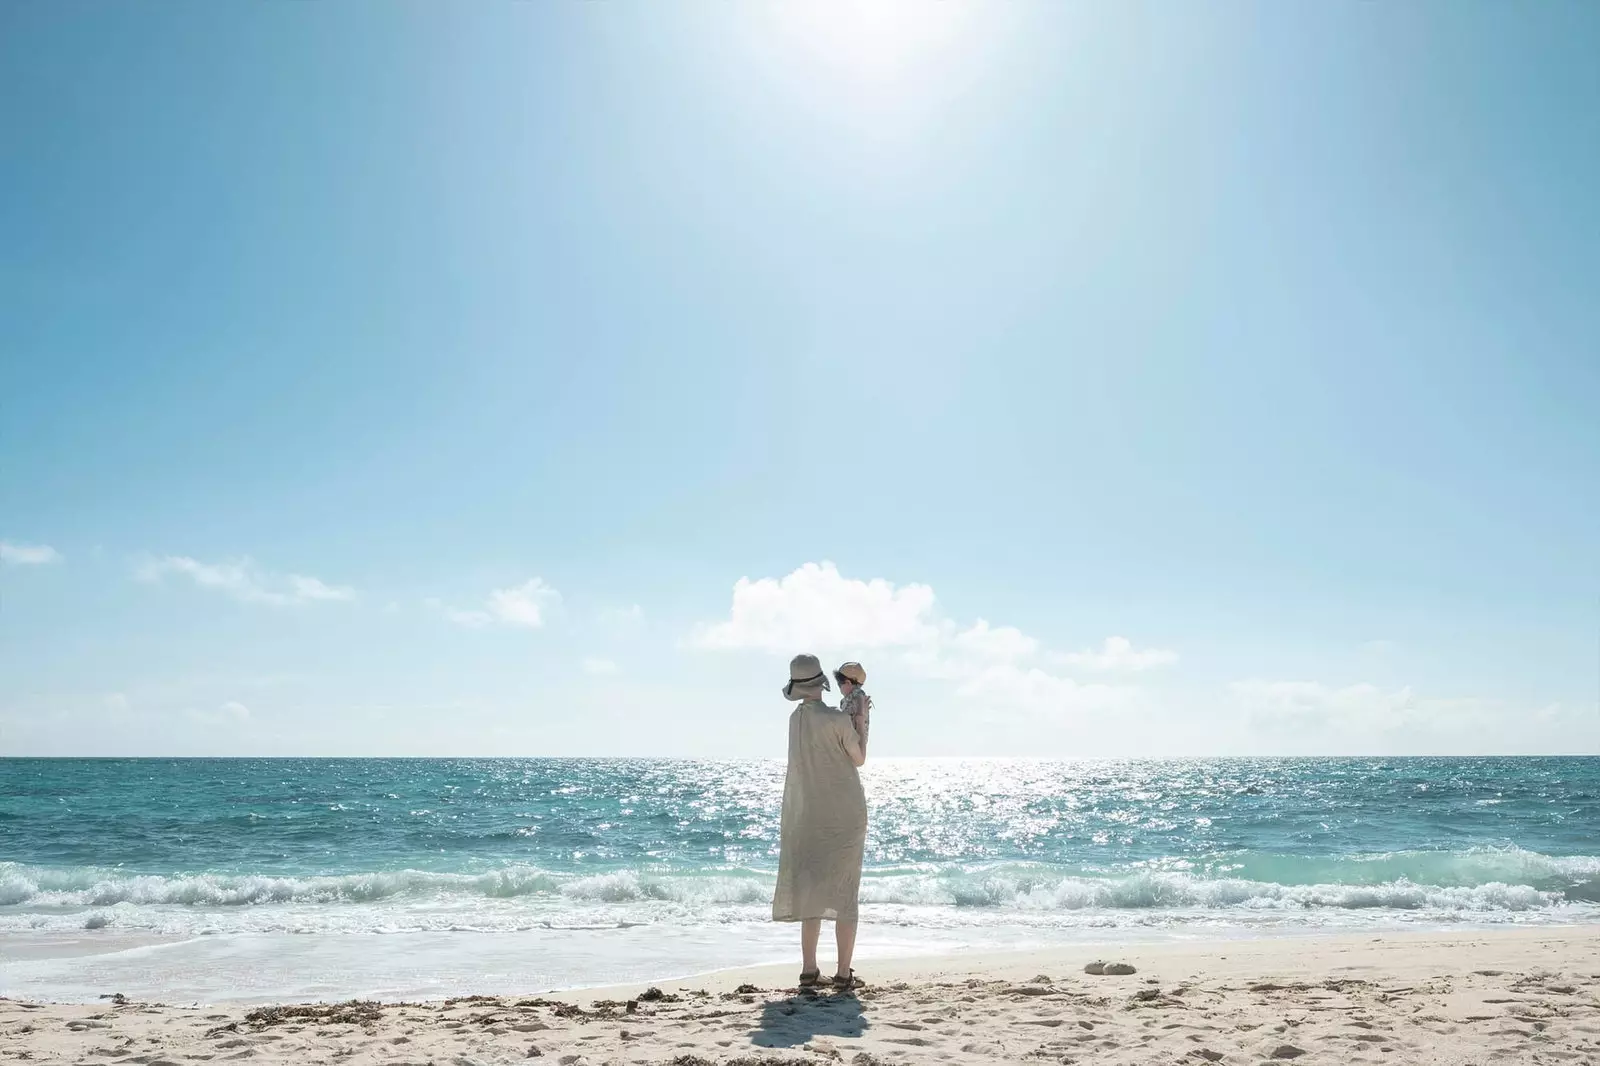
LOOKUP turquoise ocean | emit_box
[2,757,1597,1002]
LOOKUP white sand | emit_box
[4,926,1598,1064]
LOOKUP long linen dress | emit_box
[772,698,868,923]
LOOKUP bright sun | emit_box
[769,0,970,83]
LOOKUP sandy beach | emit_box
[4,926,1597,1065]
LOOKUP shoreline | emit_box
[4,926,1597,1064]
[6,916,1596,1007]
[562,922,1600,1003]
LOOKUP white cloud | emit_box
[137,556,355,606]
[220,700,251,720]
[434,578,561,630]
[691,561,938,651]
[581,657,618,675]
[693,562,1143,723]
[104,693,130,712]
[1,541,61,566]
[694,563,1161,678]
[1058,636,1177,672]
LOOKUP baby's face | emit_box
[839,679,858,695]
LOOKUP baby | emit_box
[834,661,869,755]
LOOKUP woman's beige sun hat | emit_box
[783,653,831,701]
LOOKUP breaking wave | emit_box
[4,847,1597,921]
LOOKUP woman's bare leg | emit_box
[801,919,821,975]
[834,919,858,978]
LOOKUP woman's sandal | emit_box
[831,969,864,991]
[798,970,822,989]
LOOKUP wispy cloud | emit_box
[581,657,618,675]
[136,556,355,606]
[433,604,491,628]
[953,663,1134,722]
[598,604,646,633]
[433,578,562,630]
[1057,636,1177,672]
[1230,679,1409,729]
[288,575,353,602]
[188,700,252,726]
[951,619,1039,661]
[1,541,61,566]
[487,580,558,627]
[1223,679,1562,745]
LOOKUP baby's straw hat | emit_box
[834,662,867,686]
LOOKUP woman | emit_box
[771,653,868,990]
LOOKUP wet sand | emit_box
[3,926,1597,1064]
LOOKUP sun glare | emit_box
[770,0,970,84]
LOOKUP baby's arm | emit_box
[849,691,870,755]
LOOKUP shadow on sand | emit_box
[749,990,870,1048]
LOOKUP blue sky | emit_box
[2,2,1596,757]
